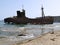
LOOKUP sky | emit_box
[0,0,60,20]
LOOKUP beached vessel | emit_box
[4,6,54,24]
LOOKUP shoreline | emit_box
[13,30,60,45]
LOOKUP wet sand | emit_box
[13,30,60,45]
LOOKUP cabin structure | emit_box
[17,9,26,18]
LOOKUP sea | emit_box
[0,20,60,45]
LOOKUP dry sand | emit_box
[13,31,60,45]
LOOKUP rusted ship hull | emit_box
[4,16,54,24]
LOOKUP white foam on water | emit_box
[0,22,60,45]
[0,33,35,45]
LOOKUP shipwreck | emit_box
[4,7,54,24]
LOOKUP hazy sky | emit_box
[0,0,60,20]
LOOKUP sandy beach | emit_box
[13,30,60,45]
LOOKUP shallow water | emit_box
[0,20,60,45]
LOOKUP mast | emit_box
[41,6,45,17]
